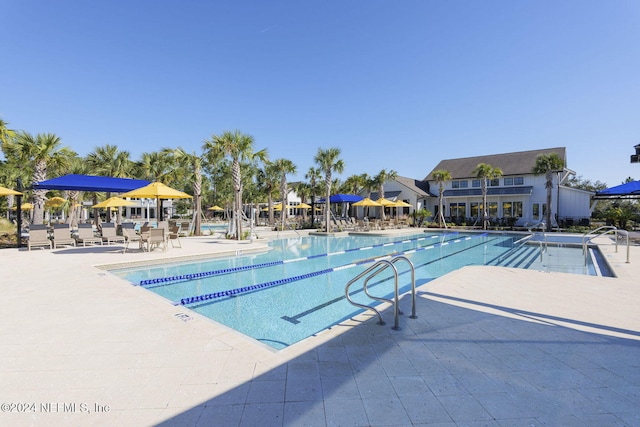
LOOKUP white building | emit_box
[421,147,594,227]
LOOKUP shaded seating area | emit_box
[27,224,52,251]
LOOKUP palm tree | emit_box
[137,151,175,183]
[532,153,564,232]
[431,169,451,228]
[271,158,297,231]
[374,169,397,221]
[203,130,267,240]
[65,157,90,227]
[86,144,135,223]
[164,147,203,236]
[0,157,27,219]
[305,167,322,227]
[314,147,344,232]
[4,132,76,224]
[472,163,503,230]
[293,181,312,226]
[259,162,280,227]
[0,118,16,147]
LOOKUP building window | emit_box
[504,177,513,186]
[502,201,523,217]
[472,179,481,188]
[532,203,540,220]
[452,181,459,188]
[449,202,465,218]
[514,177,524,185]
[489,179,500,187]
[459,180,468,188]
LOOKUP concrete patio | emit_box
[0,229,638,426]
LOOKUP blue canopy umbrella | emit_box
[32,174,151,192]
[593,181,640,199]
[316,194,363,219]
[317,194,363,203]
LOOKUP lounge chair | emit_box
[75,223,102,246]
[52,224,77,248]
[121,223,142,253]
[101,223,125,245]
[27,224,52,250]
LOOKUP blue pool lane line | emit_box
[175,233,488,306]
[140,232,460,288]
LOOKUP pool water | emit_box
[109,231,610,349]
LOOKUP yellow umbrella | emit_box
[273,203,293,211]
[392,200,411,207]
[121,182,192,223]
[45,196,67,208]
[11,202,33,210]
[92,197,137,209]
[353,197,382,207]
[296,202,312,209]
[207,205,224,211]
[121,182,193,200]
[376,197,396,206]
[0,185,22,196]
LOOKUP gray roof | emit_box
[394,175,431,196]
[424,147,566,181]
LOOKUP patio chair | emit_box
[121,224,142,253]
[52,224,77,249]
[27,224,52,251]
[147,228,166,252]
[168,226,181,248]
[75,223,102,246]
[101,222,125,245]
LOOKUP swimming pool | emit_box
[109,231,612,350]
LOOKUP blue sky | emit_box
[2,1,639,187]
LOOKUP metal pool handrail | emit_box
[582,225,630,264]
[344,256,416,331]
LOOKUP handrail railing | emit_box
[498,233,536,263]
[582,225,630,264]
[345,256,416,330]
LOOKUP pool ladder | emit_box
[345,256,417,331]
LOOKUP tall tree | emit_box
[86,144,134,223]
[472,163,503,230]
[293,181,312,226]
[431,169,451,228]
[203,130,267,240]
[65,157,90,227]
[314,147,344,232]
[532,153,564,232]
[306,167,322,227]
[374,169,397,221]
[259,162,280,227]
[4,132,75,224]
[0,118,16,147]
[271,158,297,231]
[164,147,202,236]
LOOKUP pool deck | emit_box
[1,228,639,426]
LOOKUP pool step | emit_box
[494,245,539,269]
